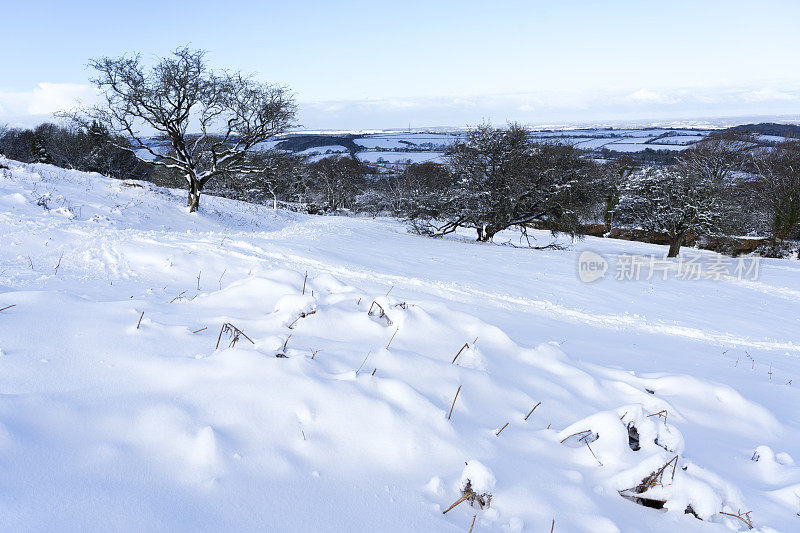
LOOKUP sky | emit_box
[1,0,799,130]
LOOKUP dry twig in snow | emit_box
[215,322,255,349]
[448,385,462,420]
[452,342,470,364]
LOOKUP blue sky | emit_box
[1,0,798,129]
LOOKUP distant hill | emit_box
[725,122,800,138]
[276,134,360,154]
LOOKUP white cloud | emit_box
[739,88,796,103]
[26,83,98,114]
[0,83,99,123]
[2,81,799,131]
[626,88,679,104]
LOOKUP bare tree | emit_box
[409,124,596,242]
[614,166,731,257]
[208,150,306,209]
[597,156,638,231]
[382,161,451,216]
[752,141,800,253]
[676,131,753,182]
[308,156,366,212]
[64,47,296,212]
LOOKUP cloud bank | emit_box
[2,82,797,131]
[0,83,98,126]
[297,84,800,130]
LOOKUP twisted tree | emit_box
[752,141,800,247]
[65,47,296,211]
[614,167,730,257]
[409,123,596,242]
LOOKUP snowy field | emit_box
[356,151,445,164]
[346,129,718,163]
[1,158,800,532]
[601,143,687,153]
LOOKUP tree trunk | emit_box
[476,225,497,242]
[187,178,202,213]
[667,235,683,257]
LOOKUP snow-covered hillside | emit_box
[1,158,799,532]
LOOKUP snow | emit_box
[1,157,800,531]
[459,460,496,494]
[356,151,445,164]
[354,133,459,150]
[574,138,618,150]
[298,145,350,155]
[656,135,707,145]
[757,135,790,144]
[526,129,708,152]
[613,137,654,145]
[346,128,710,159]
[604,143,688,152]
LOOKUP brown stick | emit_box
[371,368,376,376]
[54,252,64,275]
[585,442,603,465]
[442,492,475,514]
[215,322,254,349]
[302,272,307,295]
[170,290,187,303]
[355,351,371,375]
[287,315,301,329]
[216,325,225,349]
[452,343,470,364]
[496,422,510,436]
[448,385,462,420]
[551,519,555,533]
[282,335,292,352]
[136,311,144,329]
[192,327,207,334]
[311,349,320,359]
[0,304,16,312]
[385,285,393,297]
[288,309,317,329]
[719,511,753,529]
[368,301,392,325]
[386,328,399,349]
[236,328,254,344]
[524,401,541,421]
[560,430,594,444]
[469,514,476,533]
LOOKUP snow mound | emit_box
[459,460,496,495]
[560,407,750,527]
